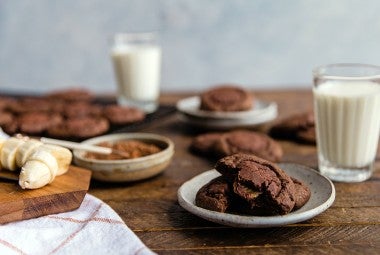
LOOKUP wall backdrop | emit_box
[1,0,379,94]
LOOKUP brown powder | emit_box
[85,140,161,160]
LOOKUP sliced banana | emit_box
[19,161,52,189]
[1,137,25,171]
[0,136,73,189]
[19,148,59,189]
[27,149,58,183]
[40,144,72,175]
[16,139,43,168]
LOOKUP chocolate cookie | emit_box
[190,130,283,162]
[64,102,103,118]
[200,85,253,112]
[48,99,67,114]
[0,97,16,111]
[291,177,311,210]
[2,121,18,135]
[215,154,296,215]
[214,130,283,162]
[46,88,93,102]
[18,112,63,135]
[9,97,52,114]
[103,105,145,125]
[0,111,14,127]
[195,176,232,213]
[47,117,109,139]
[190,132,222,155]
[269,111,315,144]
[296,126,316,144]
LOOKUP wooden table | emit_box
[89,90,380,255]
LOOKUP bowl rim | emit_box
[73,132,174,164]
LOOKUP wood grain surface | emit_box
[0,165,91,224]
[89,90,380,255]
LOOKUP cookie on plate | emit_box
[215,154,296,215]
[195,176,233,213]
[269,111,315,144]
[200,85,253,112]
[291,177,311,210]
[195,153,312,215]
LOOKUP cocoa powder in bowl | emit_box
[85,140,162,160]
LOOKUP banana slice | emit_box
[1,137,25,171]
[19,149,59,189]
[40,144,72,175]
[27,149,58,183]
[3,137,72,189]
[19,161,51,189]
[0,139,6,170]
[16,139,43,168]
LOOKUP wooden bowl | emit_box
[73,133,174,182]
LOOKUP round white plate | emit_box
[176,96,278,129]
[177,163,335,228]
[176,96,277,120]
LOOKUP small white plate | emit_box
[176,96,277,120]
[176,96,278,130]
[177,163,335,228]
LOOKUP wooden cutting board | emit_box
[0,165,91,224]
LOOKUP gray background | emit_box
[1,0,379,94]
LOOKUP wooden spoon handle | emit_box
[40,137,112,155]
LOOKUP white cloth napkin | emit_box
[0,194,156,255]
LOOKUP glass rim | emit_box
[313,63,380,81]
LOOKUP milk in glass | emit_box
[313,80,380,182]
[111,33,161,113]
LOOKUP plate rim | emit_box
[177,163,335,228]
[176,96,278,129]
[178,108,278,129]
[176,96,277,120]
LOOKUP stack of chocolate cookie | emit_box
[196,154,311,215]
[0,88,145,139]
[190,130,283,162]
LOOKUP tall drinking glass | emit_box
[111,32,161,113]
[313,63,380,182]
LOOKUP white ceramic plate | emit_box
[177,163,335,228]
[176,96,278,130]
[176,96,277,120]
[178,108,277,130]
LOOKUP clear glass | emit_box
[313,63,380,182]
[110,32,162,113]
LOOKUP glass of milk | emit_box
[111,32,162,113]
[313,63,380,182]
